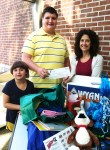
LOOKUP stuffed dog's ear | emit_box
[88,120,94,127]
[67,130,77,144]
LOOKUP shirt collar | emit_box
[39,27,59,38]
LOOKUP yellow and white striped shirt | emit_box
[22,28,69,88]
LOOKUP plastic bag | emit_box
[27,122,58,150]
[86,76,110,139]
[20,84,71,124]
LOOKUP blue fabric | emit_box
[2,79,34,123]
[100,76,110,97]
[86,101,103,128]
[27,122,58,150]
[86,76,110,138]
[100,139,110,150]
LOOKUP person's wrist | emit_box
[62,82,67,89]
[69,74,75,81]
[35,66,40,74]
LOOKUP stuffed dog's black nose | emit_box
[78,113,86,118]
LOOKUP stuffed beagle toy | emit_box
[67,110,100,150]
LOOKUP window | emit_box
[32,0,44,30]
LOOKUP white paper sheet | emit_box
[43,126,74,150]
[48,67,70,79]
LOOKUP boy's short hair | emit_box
[42,6,58,18]
[10,61,29,78]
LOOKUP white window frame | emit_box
[32,0,44,31]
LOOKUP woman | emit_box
[63,29,103,84]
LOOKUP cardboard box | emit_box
[67,75,101,112]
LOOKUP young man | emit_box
[22,6,70,91]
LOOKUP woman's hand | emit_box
[62,76,71,86]
[63,74,76,86]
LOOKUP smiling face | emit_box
[42,12,57,35]
[12,67,27,80]
[80,34,91,53]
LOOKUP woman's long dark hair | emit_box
[74,29,100,60]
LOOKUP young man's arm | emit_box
[22,53,49,79]
[64,57,71,70]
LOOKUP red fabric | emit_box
[76,58,92,76]
[77,125,87,128]
[67,100,80,117]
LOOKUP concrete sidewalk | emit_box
[0,82,6,128]
[0,127,12,150]
[0,98,6,128]
[0,71,13,149]
[0,71,13,128]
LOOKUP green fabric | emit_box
[20,84,65,124]
[20,93,44,124]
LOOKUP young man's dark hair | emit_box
[42,6,58,18]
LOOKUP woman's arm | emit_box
[63,56,77,84]
[3,93,20,110]
[91,54,103,77]
[70,56,77,78]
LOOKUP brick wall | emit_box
[44,0,110,76]
[0,0,110,76]
[0,0,33,66]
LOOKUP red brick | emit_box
[74,1,80,5]
[104,37,110,40]
[106,5,110,9]
[100,0,110,5]
[99,10,110,16]
[100,42,109,46]
[98,21,110,26]
[87,2,99,7]
[92,27,103,31]
[87,12,98,17]
[99,31,110,36]
[105,16,110,20]
[101,51,109,55]
[75,23,86,28]
[80,4,86,9]
[103,47,110,51]
[86,22,97,27]
[93,6,105,11]
[81,8,92,13]
[81,18,91,23]
[92,17,104,22]
[103,66,110,70]
[82,0,92,3]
